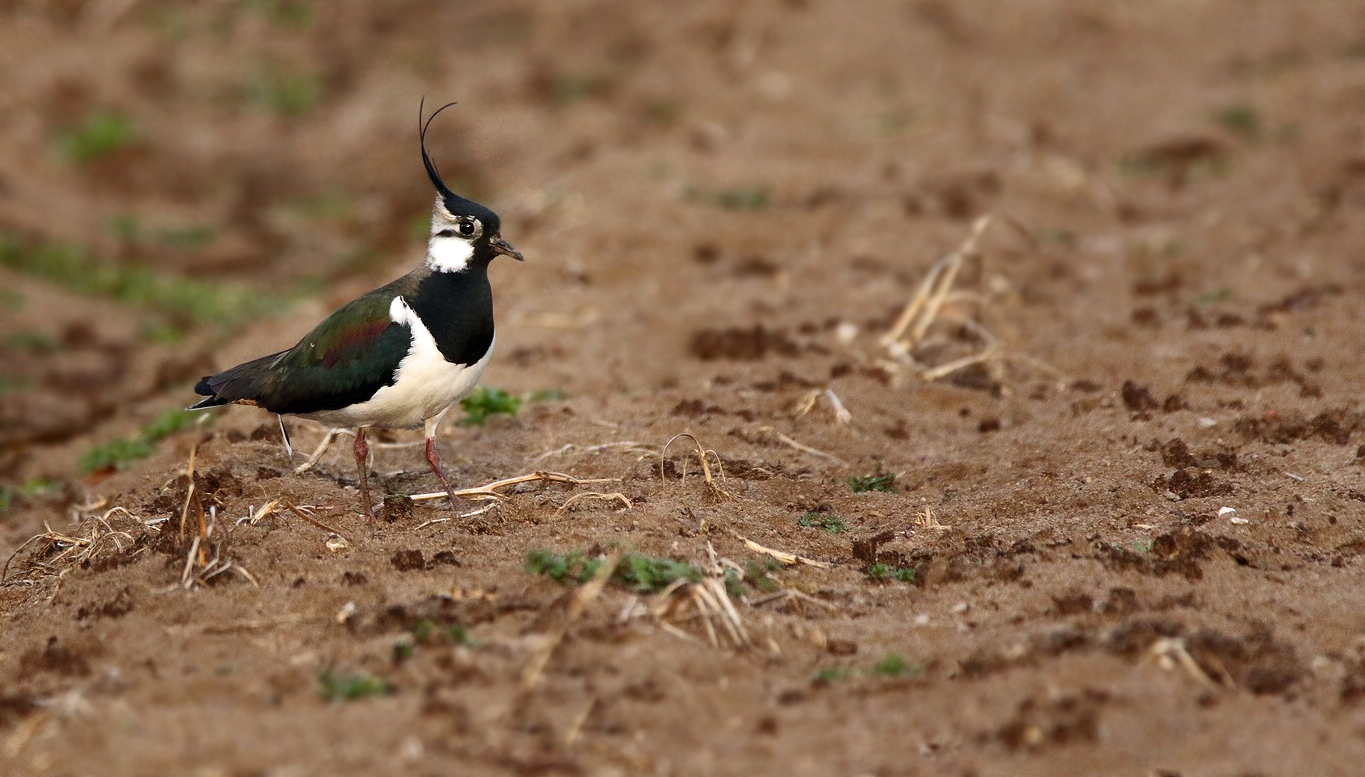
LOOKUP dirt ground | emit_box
[3,1,1365,775]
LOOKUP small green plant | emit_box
[614,554,702,593]
[684,185,771,212]
[460,386,522,425]
[0,235,277,328]
[3,331,58,353]
[142,408,201,443]
[525,550,704,593]
[108,215,217,250]
[1130,539,1155,554]
[872,654,922,678]
[866,563,916,583]
[410,619,435,643]
[873,109,916,136]
[798,513,848,534]
[1191,288,1233,307]
[1213,104,1263,141]
[642,99,682,125]
[241,0,314,29]
[245,68,321,119]
[318,669,388,702]
[397,620,474,658]
[79,438,155,474]
[814,666,854,683]
[0,376,29,396]
[138,321,185,346]
[159,224,217,249]
[22,477,60,498]
[1037,228,1077,249]
[723,567,745,599]
[107,214,142,242]
[550,73,609,106]
[0,477,61,513]
[848,466,896,493]
[55,112,137,164]
[143,7,191,41]
[78,408,210,474]
[815,655,922,684]
[527,388,567,402]
[525,549,603,585]
[406,619,474,646]
[742,558,783,594]
[714,187,770,211]
[284,190,353,222]
[1118,141,1230,180]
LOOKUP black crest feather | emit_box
[419,98,461,200]
[416,98,502,232]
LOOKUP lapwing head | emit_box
[420,99,524,273]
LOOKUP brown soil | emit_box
[4,2,1365,775]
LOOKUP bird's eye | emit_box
[459,219,477,237]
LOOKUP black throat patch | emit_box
[408,268,495,366]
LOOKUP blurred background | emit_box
[6,3,1365,775]
[1,0,1361,502]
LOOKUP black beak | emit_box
[490,236,524,262]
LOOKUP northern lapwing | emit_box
[188,101,522,519]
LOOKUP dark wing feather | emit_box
[191,283,415,415]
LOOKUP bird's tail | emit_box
[185,392,227,411]
[186,351,286,411]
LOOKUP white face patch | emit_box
[426,235,474,273]
[428,195,484,273]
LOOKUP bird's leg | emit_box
[353,426,375,520]
[425,438,458,509]
[277,414,293,462]
[424,411,459,510]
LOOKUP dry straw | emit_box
[878,214,1063,386]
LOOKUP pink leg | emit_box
[425,437,459,509]
[423,412,458,509]
[354,427,375,520]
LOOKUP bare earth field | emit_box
[3,2,1365,775]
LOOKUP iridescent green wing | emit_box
[193,274,421,415]
[258,287,413,415]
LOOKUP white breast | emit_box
[302,295,492,429]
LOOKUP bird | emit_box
[188,100,523,520]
